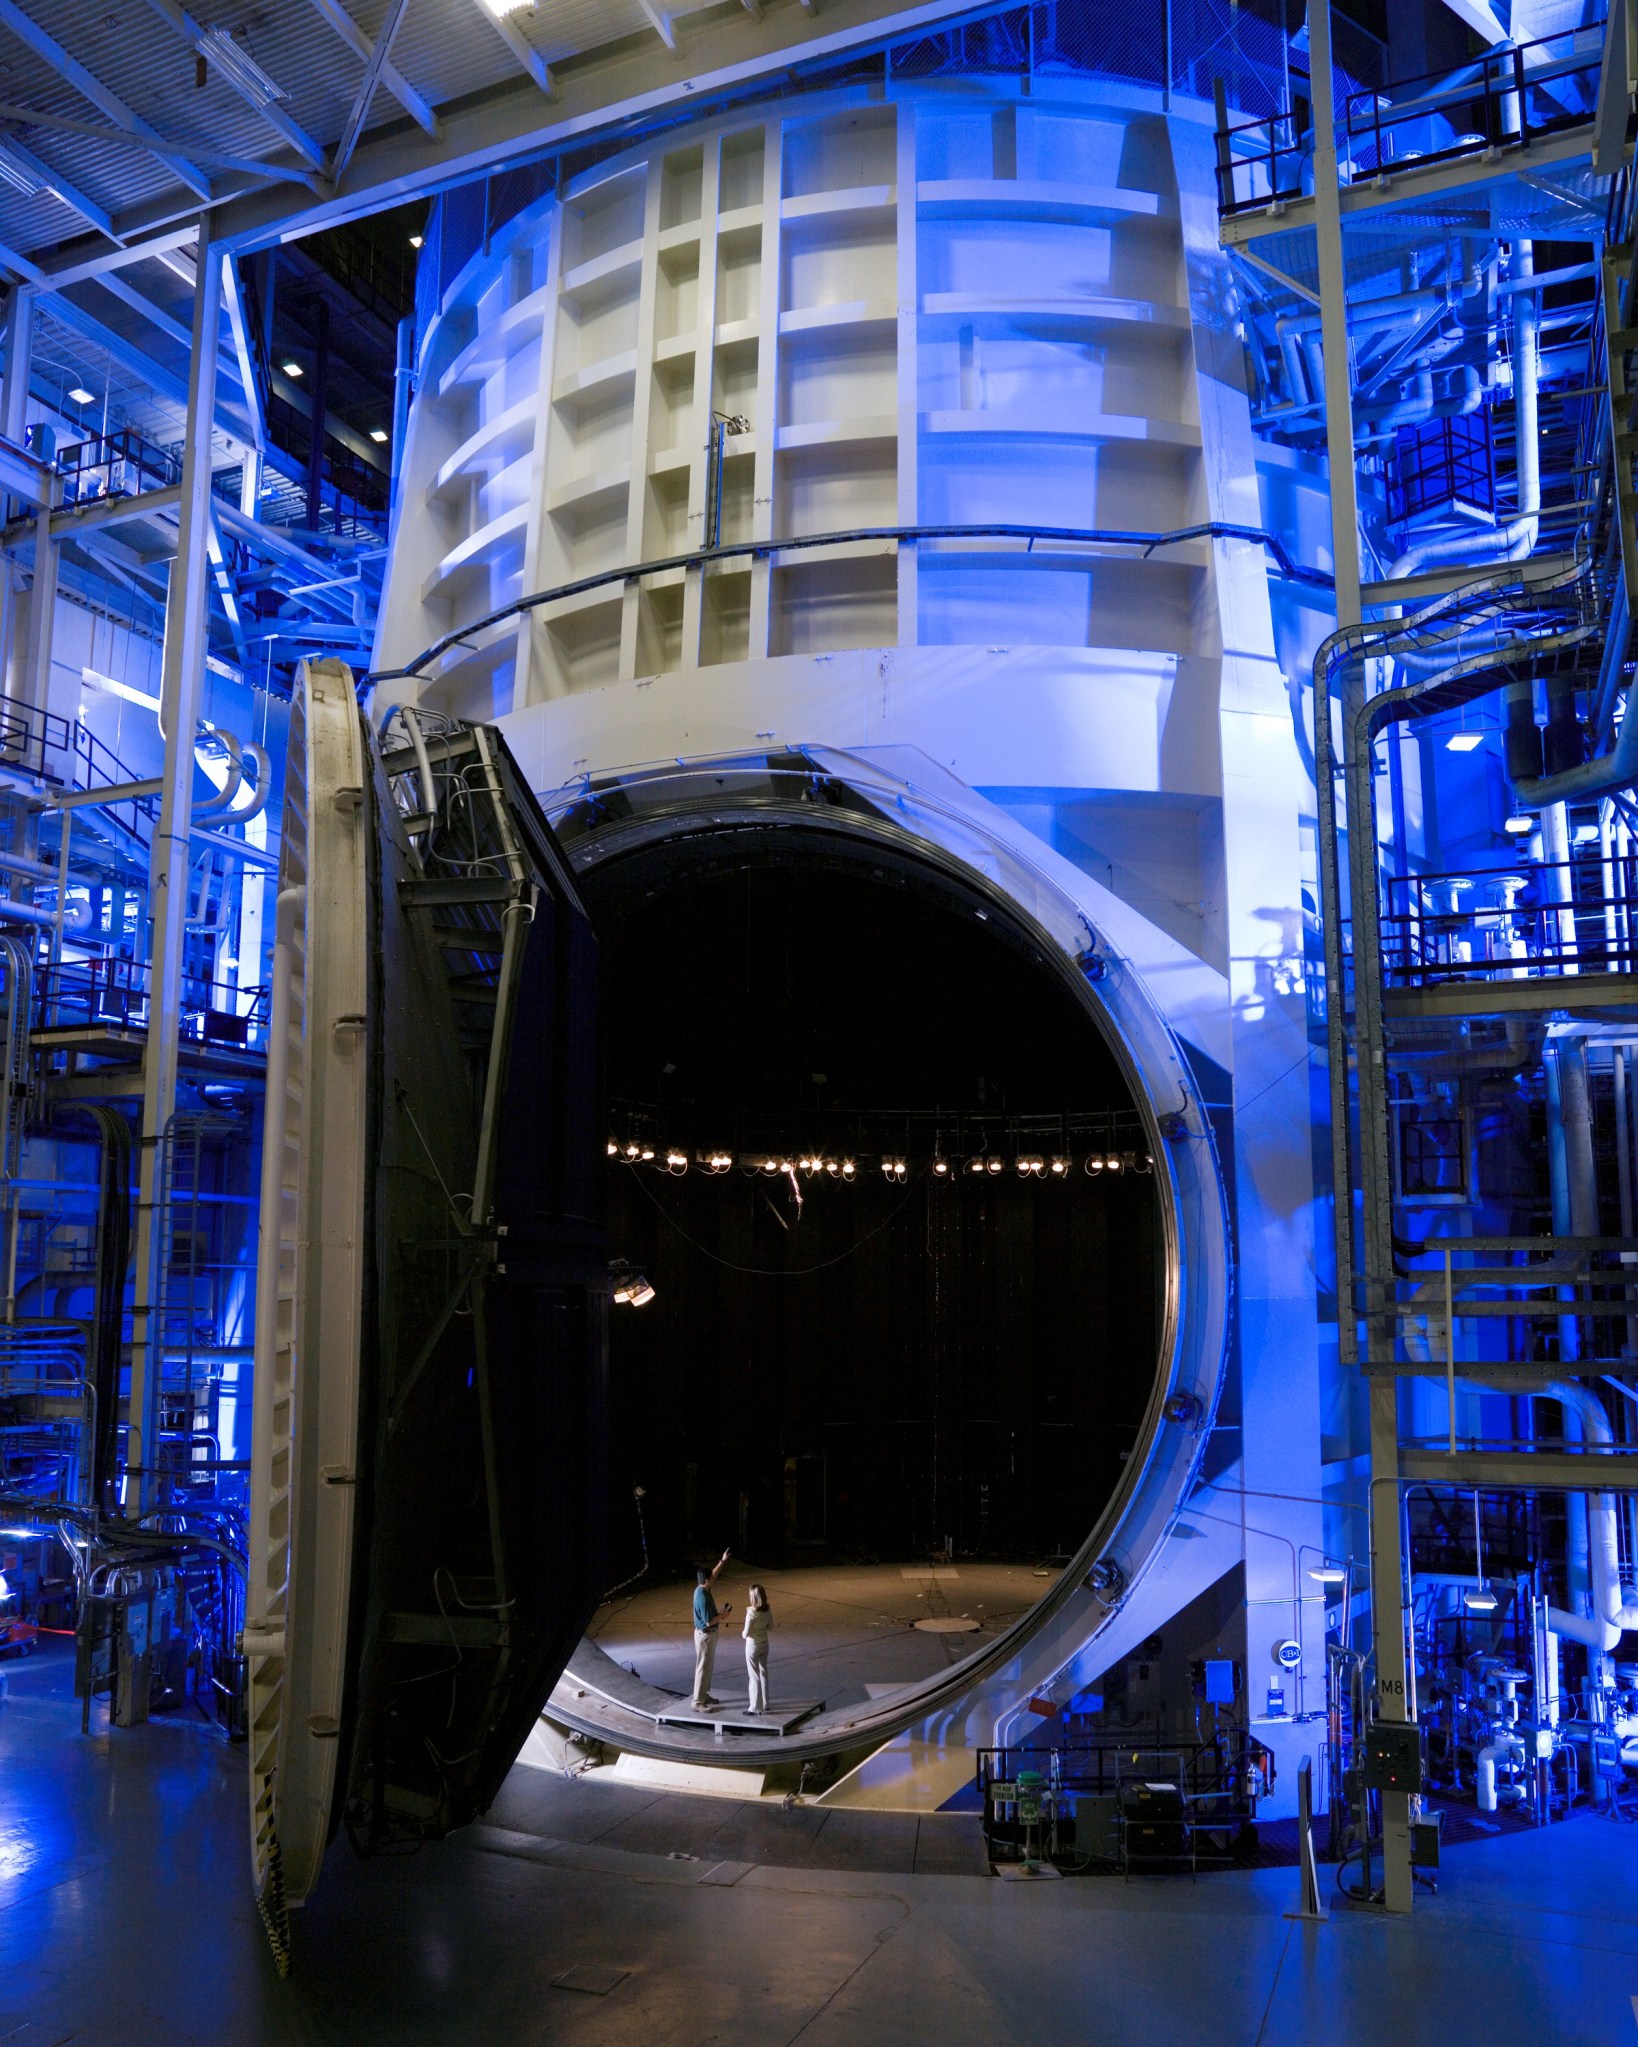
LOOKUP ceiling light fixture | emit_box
[1503,813,1536,836]
[67,385,95,406]
[199,24,290,107]
[280,359,303,378]
[409,233,424,249]
[1445,732,1484,753]
[370,427,389,444]
[480,0,536,15]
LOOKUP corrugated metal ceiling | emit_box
[0,0,713,268]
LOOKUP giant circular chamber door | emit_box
[540,747,1231,1764]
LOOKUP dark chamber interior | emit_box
[582,822,1162,1583]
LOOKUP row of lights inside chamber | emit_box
[606,1141,1154,1180]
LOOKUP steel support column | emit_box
[0,284,30,702]
[128,226,220,1512]
[1311,0,1411,1914]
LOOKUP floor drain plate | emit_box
[552,1965,629,1996]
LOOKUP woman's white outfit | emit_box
[743,1606,771,1712]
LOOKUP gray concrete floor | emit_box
[584,1560,1047,1709]
[3,1639,1637,2046]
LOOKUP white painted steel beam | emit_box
[212,0,984,250]
[306,0,440,138]
[470,0,557,100]
[128,224,221,1512]
[0,0,212,200]
[219,253,266,453]
[330,0,412,186]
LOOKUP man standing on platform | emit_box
[692,1549,731,1709]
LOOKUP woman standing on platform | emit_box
[743,1584,772,1713]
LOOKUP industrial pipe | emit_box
[191,728,245,817]
[1476,1732,1525,1812]
[220,738,272,827]
[1387,242,1539,591]
[0,897,56,928]
[1522,1382,1638,1652]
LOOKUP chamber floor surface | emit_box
[4,1640,1637,2047]
[582,1558,1047,1713]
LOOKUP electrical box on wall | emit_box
[1362,1721,1424,1793]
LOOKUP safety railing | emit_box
[0,686,160,840]
[1393,1238,1638,1370]
[54,426,182,510]
[1380,853,1638,987]
[1216,22,1604,216]
[34,957,269,1052]
[0,687,72,784]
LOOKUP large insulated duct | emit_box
[1532,1382,1638,1653]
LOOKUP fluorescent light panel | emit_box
[199,25,290,107]
[0,147,42,198]
[1445,732,1484,753]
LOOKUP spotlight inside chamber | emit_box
[611,1261,656,1308]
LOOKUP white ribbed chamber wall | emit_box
[376,80,1229,713]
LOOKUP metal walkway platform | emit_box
[555,1641,821,1738]
[654,1700,823,1736]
